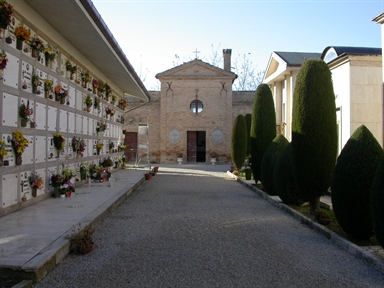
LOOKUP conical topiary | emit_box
[371,159,384,248]
[231,114,247,171]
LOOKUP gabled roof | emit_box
[321,46,382,63]
[156,59,237,80]
[274,52,322,67]
[22,0,150,102]
[263,51,321,84]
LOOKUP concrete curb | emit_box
[227,171,384,275]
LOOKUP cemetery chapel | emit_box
[124,49,254,164]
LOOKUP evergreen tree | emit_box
[371,159,384,248]
[244,113,252,156]
[332,125,384,239]
[291,59,337,214]
[231,114,247,171]
[250,84,276,183]
[260,134,289,195]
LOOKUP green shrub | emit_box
[231,114,247,171]
[260,134,289,195]
[250,84,276,183]
[291,59,337,214]
[274,143,304,205]
[331,125,384,239]
[371,159,384,248]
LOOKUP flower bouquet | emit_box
[54,84,67,103]
[118,99,127,110]
[14,25,30,50]
[72,136,86,157]
[28,171,43,197]
[92,79,99,94]
[32,72,41,94]
[80,70,90,87]
[0,49,8,70]
[0,0,13,29]
[104,82,111,100]
[80,163,88,180]
[11,130,28,165]
[53,132,65,157]
[65,60,77,80]
[96,121,107,134]
[44,44,58,67]
[84,95,92,111]
[44,79,53,98]
[95,140,103,155]
[108,142,115,153]
[30,37,45,58]
[97,79,104,96]
[93,97,100,112]
[0,139,7,167]
[111,94,117,105]
[89,164,111,182]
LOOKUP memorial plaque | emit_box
[60,54,68,77]
[34,69,45,97]
[47,136,55,161]
[33,168,47,196]
[20,171,31,202]
[82,116,88,135]
[22,26,34,58]
[47,166,58,188]
[67,137,74,159]
[68,111,75,133]
[21,61,33,93]
[46,75,57,101]
[2,134,14,166]
[67,86,76,109]
[5,16,21,50]
[59,110,68,132]
[2,173,18,208]
[23,135,34,165]
[35,102,46,130]
[2,53,19,88]
[2,92,18,127]
[79,92,86,111]
[35,136,46,163]
[47,106,57,131]
[20,97,34,126]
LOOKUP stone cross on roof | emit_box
[193,49,200,59]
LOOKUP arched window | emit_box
[190,99,203,114]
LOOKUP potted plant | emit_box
[72,136,86,158]
[93,96,100,112]
[11,130,28,165]
[65,60,76,80]
[60,181,75,198]
[19,102,32,127]
[111,94,117,105]
[0,1,13,31]
[67,224,96,254]
[145,170,152,180]
[80,70,90,88]
[92,79,99,94]
[54,84,67,103]
[118,99,127,110]
[14,25,30,50]
[32,72,41,94]
[0,139,7,167]
[0,49,8,77]
[101,158,113,168]
[177,153,183,164]
[95,140,103,155]
[44,44,58,68]
[53,132,65,157]
[96,121,107,134]
[44,79,53,99]
[84,95,92,112]
[80,163,88,180]
[30,37,44,58]
[315,209,332,226]
[28,171,43,197]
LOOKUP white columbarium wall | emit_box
[0,11,125,216]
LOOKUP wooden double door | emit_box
[187,131,206,163]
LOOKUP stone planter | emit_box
[177,158,183,165]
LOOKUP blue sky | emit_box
[93,0,383,90]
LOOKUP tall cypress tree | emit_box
[250,84,276,183]
[231,114,247,171]
[244,113,252,156]
[291,59,337,215]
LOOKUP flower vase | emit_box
[45,90,50,98]
[32,49,38,58]
[82,81,86,88]
[0,156,3,167]
[33,85,38,94]
[66,70,71,79]
[80,170,86,180]
[60,194,65,199]
[66,191,72,197]
[32,188,37,197]
[5,36,12,44]
[87,107,91,112]
[50,60,54,69]
[53,187,59,198]
[55,94,60,102]
[60,97,66,104]
[97,149,100,155]
[20,118,27,127]
[93,87,97,94]
[0,28,3,39]
[57,150,61,158]
[45,58,50,67]
[15,153,22,165]
[16,38,23,50]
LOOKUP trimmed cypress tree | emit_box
[260,134,289,195]
[231,114,247,171]
[250,84,276,183]
[291,59,337,214]
[331,125,384,239]
[275,143,304,205]
[371,159,384,248]
[244,113,252,156]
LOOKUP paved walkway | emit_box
[31,165,383,287]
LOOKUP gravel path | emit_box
[35,166,384,287]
